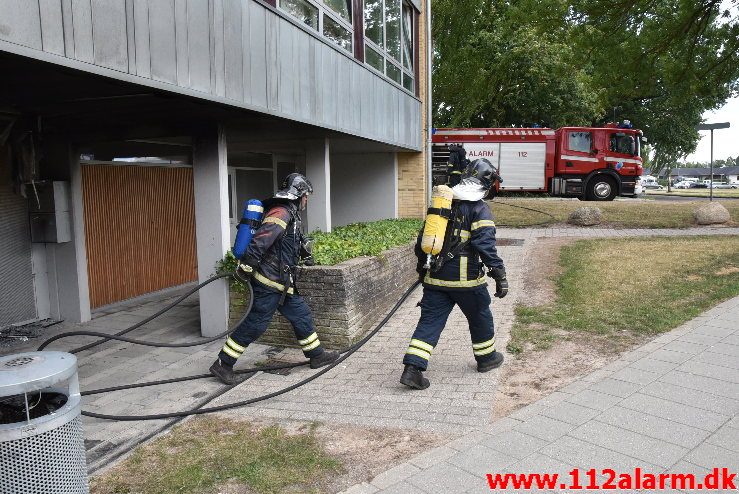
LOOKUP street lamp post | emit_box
[696,122,730,201]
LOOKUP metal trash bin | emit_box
[0,351,89,493]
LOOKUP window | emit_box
[280,0,319,30]
[279,0,353,52]
[568,132,592,153]
[364,0,415,93]
[610,133,636,155]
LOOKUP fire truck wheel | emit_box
[586,176,618,201]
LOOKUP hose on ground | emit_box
[80,280,421,421]
[490,199,557,227]
[37,273,252,352]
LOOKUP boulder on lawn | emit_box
[694,202,731,225]
[568,207,603,226]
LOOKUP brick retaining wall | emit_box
[228,241,418,349]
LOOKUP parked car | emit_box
[643,183,664,190]
[713,182,739,189]
[689,182,708,188]
[674,181,692,189]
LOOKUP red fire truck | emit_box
[432,124,645,200]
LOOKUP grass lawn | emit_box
[489,198,739,228]
[91,417,341,494]
[507,236,739,356]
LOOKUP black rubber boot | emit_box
[309,350,340,369]
[477,351,504,373]
[400,364,430,390]
[210,359,237,385]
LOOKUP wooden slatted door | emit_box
[81,164,198,308]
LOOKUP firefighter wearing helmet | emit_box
[210,173,339,384]
[400,158,508,390]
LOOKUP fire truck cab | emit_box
[432,124,645,201]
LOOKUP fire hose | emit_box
[37,271,421,421]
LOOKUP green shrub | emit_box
[217,218,423,276]
[216,251,249,294]
[310,218,422,265]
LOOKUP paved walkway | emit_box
[339,296,739,493]
[2,226,736,475]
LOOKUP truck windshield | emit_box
[610,134,636,155]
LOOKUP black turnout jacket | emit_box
[416,199,505,291]
[241,199,303,294]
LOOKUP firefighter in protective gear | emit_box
[400,158,508,390]
[210,173,339,384]
[447,144,467,186]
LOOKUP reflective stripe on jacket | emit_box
[417,199,505,291]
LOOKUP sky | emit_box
[683,96,739,163]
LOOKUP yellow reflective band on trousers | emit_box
[410,338,433,353]
[263,216,288,229]
[424,272,486,288]
[406,338,434,361]
[298,333,318,346]
[302,339,321,352]
[460,255,468,282]
[299,332,321,352]
[473,338,496,356]
[471,220,496,230]
[226,337,246,353]
[221,344,241,359]
[406,347,431,361]
[253,272,295,294]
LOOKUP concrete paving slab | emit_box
[514,414,575,442]
[407,463,483,494]
[479,429,549,460]
[639,381,739,416]
[595,406,712,449]
[564,388,624,411]
[617,393,729,431]
[570,420,688,469]
[539,435,662,473]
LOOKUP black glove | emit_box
[302,255,315,267]
[487,266,508,298]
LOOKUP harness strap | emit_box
[426,207,453,218]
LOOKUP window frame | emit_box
[362,0,416,95]
[568,131,593,154]
[278,0,355,53]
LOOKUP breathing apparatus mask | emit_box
[452,158,503,201]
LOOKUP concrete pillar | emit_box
[305,138,332,233]
[193,126,231,337]
[47,145,91,323]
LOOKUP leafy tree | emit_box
[433,0,603,128]
[432,0,739,174]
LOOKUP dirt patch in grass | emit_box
[91,416,448,494]
[519,237,573,307]
[495,235,739,417]
[716,266,739,276]
[313,423,448,492]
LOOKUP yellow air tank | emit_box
[421,185,454,269]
